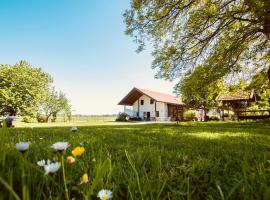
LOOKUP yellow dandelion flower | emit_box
[79,173,89,184]
[72,147,85,157]
[66,156,75,164]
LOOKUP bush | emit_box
[115,112,129,122]
[36,114,47,123]
[183,110,196,121]
[209,116,220,121]
[129,117,142,121]
[22,116,36,123]
[223,113,229,117]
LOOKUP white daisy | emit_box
[71,126,78,132]
[37,159,51,167]
[37,160,46,167]
[51,142,69,151]
[44,162,61,175]
[97,189,113,200]
[15,142,29,152]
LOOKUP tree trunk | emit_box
[267,66,270,82]
[45,116,49,123]
[45,113,52,123]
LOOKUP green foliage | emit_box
[178,65,224,110]
[115,112,129,122]
[248,70,270,109]
[183,110,196,121]
[0,60,52,116]
[22,116,36,123]
[124,0,270,89]
[38,88,71,122]
[1,123,270,199]
[0,61,71,122]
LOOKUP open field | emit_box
[0,122,270,199]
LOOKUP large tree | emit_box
[179,65,223,110]
[38,88,71,123]
[124,0,270,85]
[0,61,52,116]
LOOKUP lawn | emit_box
[0,122,270,199]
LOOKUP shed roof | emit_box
[118,87,184,106]
[216,91,256,102]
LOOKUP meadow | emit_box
[0,121,270,199]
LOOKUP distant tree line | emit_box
[0,60,71,122]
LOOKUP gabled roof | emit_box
[118,87,184,106]
[216,90,256,101]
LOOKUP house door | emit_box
[147,112,150,120]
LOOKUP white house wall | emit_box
[132,95,167,119]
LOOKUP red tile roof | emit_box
[118,87,184,106]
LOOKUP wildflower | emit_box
[79,173,89,184]
[71,126,78,133]
[15,142,29,153]
[66,156,75,164]
[97,189,113,200]
[72,147,85,157]
[44,162,61,175]
[51,142,69,152]
[92,158,96,163]
[37,160,46,167]
[37,159,51,167]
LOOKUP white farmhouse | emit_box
[118,87,185,121]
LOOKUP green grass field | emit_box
[0,122,270,199]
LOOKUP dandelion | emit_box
[97,189,113,200]
[66,156,75,164]
[51,142,69,152]
[44,162,61,175]
[79,173,89,184]
[15,142,29,153]
[72,147,85,157]
[71,126,78,133]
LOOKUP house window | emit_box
[141,100,144,105]
[155,111,159,117]
[150,99,154,104]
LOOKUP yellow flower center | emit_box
[101,193,107,200]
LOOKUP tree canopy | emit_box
[0,61,52,116]
[178,65,223,110]
[38,88,71,122]
[124,0,270,84]
[0,60,72,122]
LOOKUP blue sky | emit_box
[0,0,176,114]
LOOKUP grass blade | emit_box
[0,176,21,200]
